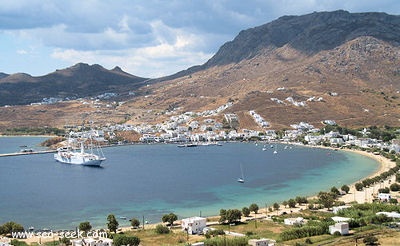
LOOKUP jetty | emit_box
[0,150,56,157]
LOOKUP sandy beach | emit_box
[338,148,397,204]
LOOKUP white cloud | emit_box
[2,0,400,77]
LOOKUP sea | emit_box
[0,137,379,230]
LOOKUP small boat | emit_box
[120,216,127,220]
[237,164,245,183]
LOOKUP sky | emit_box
[1,0,400,78]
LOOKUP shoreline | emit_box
[8,144,398,244]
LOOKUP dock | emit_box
[0,150,57,157]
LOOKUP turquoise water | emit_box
[0,138,378,230]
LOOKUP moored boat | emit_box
[54,132,106,167]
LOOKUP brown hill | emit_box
[0,63,149,106]
[0,10,400,131]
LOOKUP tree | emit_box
[226,209,242,224]
[242,207,250,217]
[288,199,296,208]
[273,203,280,211]
[219,209,227,224]
[0,221,24,234]
[318,192,335,210]
[249,203,259,214]
[390,183,400,192]
[282,201,288,208]
[355,182,364,191]
[162,213,178,225]
[78,221,92,234]
[130,218,140,228]
[330,187,340,196]
[107,214,119,233]
[219,209,241,224]
[295,196,308,205]
[341,184,350,194]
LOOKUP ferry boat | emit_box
[54,133,106,167]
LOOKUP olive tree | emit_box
[162,213,178,225]
[249,203,259,214]
[107,214,119,233]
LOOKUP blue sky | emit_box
[1,0,400,78]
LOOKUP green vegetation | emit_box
[155,224,170,234]
[78,221,92,234]
[219,209,242,224]
[249,203,259,214]
[130,218,140,228]
[0,221,24,234]
[3,127,65,136]
[161,213,178,225]
[113,234,140,246]
[242,207,250,217]
[106,214,119,233]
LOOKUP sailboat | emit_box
[54,131,106,167]
[273,143,278,154]
[237,164,245,183]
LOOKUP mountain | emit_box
[0,72,9,79]
[0,63,149,106]
[139,10,400,129]
[203,10,400,67]
[0,10,399,130]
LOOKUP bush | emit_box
[113,234,140,246]
[390,183,400,192]
[206,229,225,237]
[363,235,378,245]
[155,224,170,234]
[9,240,27,246]
[59,237,71,245]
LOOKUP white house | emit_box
[181,217,207,235]
[248,238,276,246]
[332,205,351,214]
[329,222,349,235]
[378,193,391,201]
[72,238,113,246]
[284,217,304,226]
[331,216,351,223]
[376,211,400,219]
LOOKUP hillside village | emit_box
[54,97,400,155]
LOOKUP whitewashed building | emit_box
[284,217,304,225]
[181,216,207,235]
[378,193,391,201]
[72,238,113,246]
[248,238,276,246]
[329,222,349,235]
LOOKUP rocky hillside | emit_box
[1,10,400,130]
[0,63,149,106]
[141,10,400,129]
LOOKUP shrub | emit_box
[363,235,378,245]
[390,183,400,192]
[113,235,140,246]
[155,224,170,234]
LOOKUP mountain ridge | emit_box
[0,63,148,105]
[0,10,399,130]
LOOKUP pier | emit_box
[0,150,56,157]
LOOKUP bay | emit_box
[0,139,378,230]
